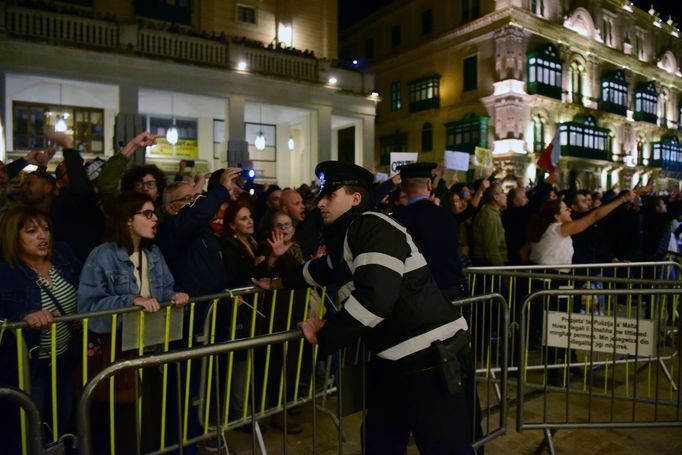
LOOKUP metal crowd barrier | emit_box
[517,288,682,455]
[71,290,509,455]
[457,293,510,450]
[0,387,44,455]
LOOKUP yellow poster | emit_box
[148,138,199,159]
[474,146,493,168]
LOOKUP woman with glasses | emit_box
[253,211,316,433]
[78,191,188,329]
[0,205,82,450]
[77,191,188,453]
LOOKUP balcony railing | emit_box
[2,4,371,93]
[5,5,118,48]
[136,28,230,67]
[234,44,318,82]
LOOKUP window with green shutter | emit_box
[600,70,628,116]
[633,82,658,124]
[408,75,440,112]
[527,44,563,100]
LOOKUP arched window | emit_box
[532,114,545,153]
[659,90,669,127]
[421,122,433,152]
[570,61,584,104]
[527,44,563,100]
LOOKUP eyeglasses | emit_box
[274,222,293,229]
[171,193,200,204]
[135,209,159,220]
[135,180,158,190]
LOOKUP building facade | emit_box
[340,0,682,191]
[0,0,377,187]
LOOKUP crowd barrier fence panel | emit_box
[465,262,681,370]
[0,387,43,455]
[4,287,510,454]
[517,288,682,455]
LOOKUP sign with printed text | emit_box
[543,311,656,357]
[389,152,418,176]
[445,150,470,171]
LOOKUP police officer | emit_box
[392,162,466,300]
[253,161,477,454]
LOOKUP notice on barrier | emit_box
[543,311,656,357]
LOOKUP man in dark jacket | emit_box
[392,162,465,300]
[157,168,241,300]
[501,175,554,265]
[254,161,478,454]
[156,167,240,451]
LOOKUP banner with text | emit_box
[389,152,418,176]
[543,311,656,357]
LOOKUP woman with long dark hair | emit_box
[78,191,188,324]
[77,191,188,453]
[528,192,635,266]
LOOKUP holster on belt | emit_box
[431,330,470,396]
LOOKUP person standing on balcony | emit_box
[253,161,478,454]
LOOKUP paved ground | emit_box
[218,354,682,455]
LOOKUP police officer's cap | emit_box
[398,162,437,179]
[315,161,374,201]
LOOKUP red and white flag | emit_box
[537,130,561,173]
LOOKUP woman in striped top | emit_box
[0,205,82,441]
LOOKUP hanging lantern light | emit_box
[166,95,179,145]
[254,131,266,150]
[166,125,179,145]
[55,116,68,132]
[287,136,295,151]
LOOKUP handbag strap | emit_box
[37,279,70,317]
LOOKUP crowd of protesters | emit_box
[0,129,681,453]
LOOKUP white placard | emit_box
[389,152,418,176]
[445,150,470,171]
[543,311,656,357]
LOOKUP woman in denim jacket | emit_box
[0,205,82,452]
[78,191,189,333]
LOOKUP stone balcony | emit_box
[2,4,373,95]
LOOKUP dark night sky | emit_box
[631,0,680,26]
[339,1,682,32]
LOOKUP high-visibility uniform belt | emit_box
[377,316,469,361]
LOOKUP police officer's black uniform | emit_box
[392,162,466,300]
[281,161,477,455]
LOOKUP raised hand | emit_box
[43,127,73,149]
[267,230,292,258]
[220,167,244,199]
[121,132,157,157]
